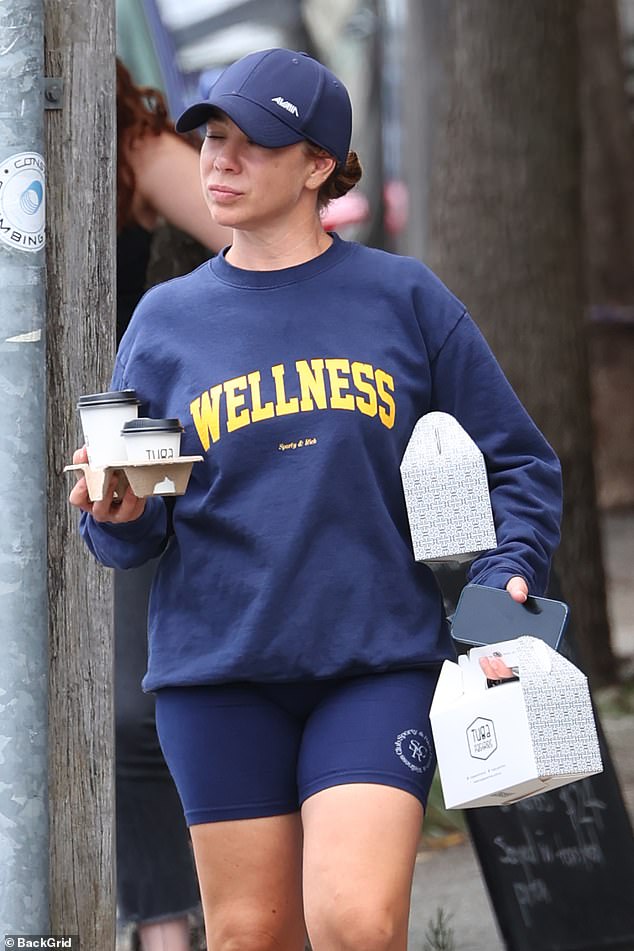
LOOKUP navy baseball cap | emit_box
[176,48,352,165]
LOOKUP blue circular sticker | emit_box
[0,151,46,252]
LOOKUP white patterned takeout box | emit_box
[400,412,497,563]
[429,636,603,809]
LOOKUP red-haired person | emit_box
[115,59,229,951]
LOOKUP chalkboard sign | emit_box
[467,715,634,951]
[433,564,634,951]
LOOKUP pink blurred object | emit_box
[383,179,409,235]
[320,191,370,230]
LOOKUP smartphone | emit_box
[450,583,569,651]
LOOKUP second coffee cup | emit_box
[121,418,184,463]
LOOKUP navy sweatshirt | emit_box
[81,234,562,691]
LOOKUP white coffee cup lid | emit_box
[121,417,184,434]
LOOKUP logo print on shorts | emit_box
[394,729,433,774]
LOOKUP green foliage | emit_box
[421,770,466,845]
[423,906,456,951]
[595,681,634,717]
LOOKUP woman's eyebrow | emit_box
[206,111,229,127]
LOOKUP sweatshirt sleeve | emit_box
[79,496,169,569]
[429,311,562,595]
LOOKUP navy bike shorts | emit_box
[154,668,439,826]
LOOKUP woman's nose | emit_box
[213,141,240,171]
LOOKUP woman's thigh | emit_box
[297,668,438,950]
[301,784,423,950]
[190,813,306,950]
[155,683,308,948]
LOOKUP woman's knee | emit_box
[209,915,305,951]
[306,902,403,951]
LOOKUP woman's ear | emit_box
[306,152,336,191]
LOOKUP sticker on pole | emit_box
[0,151,46,252]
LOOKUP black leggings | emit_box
[115,560,200,925]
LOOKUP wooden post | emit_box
[44,1,116,945]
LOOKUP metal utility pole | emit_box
[0,0,49,935]
[44,0,116,946]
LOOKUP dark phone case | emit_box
[450,583,569,651]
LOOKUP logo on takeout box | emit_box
[467,717,497,760]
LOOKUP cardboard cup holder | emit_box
[64,456,204,500]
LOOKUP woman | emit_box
[73,48,562,951]
[115,58,229,951]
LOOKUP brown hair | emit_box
[116,58,174,231]
[305,144,363,210]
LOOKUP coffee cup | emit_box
[78,389,141,468]
[121,418,184,463]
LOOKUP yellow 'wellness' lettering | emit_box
[224,375,250,432]
[296,359,327,411]
[271,363,299,416]
[351,361,378,418]
[189,358,397,449]
[375,369,396,429]
[248,370,275,422]
[325,358,355,410]
[190,384,223,449]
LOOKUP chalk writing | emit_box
[491,780,607,927]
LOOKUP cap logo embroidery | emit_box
[271,96,299,117]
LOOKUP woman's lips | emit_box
[208,185,242,200]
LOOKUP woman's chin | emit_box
[209,208,243,230]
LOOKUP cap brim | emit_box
[175,93,305,150]
[175,102,219,133]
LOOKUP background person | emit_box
[74,48,562,950]
[115,57,229,951]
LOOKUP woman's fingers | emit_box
[505,576,528,603]
[72,445,89,465]
[91,473,119,522]
[67,447,146,523]
[479,657,496,679]
[68,475,93,514]
[90,475,147,524]
[69,446,93,512]
[479,579,528,681]
[480,656,515,679]
[116,484,147,522]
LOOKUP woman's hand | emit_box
[69,446,147,523]
[478,576,528,683]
